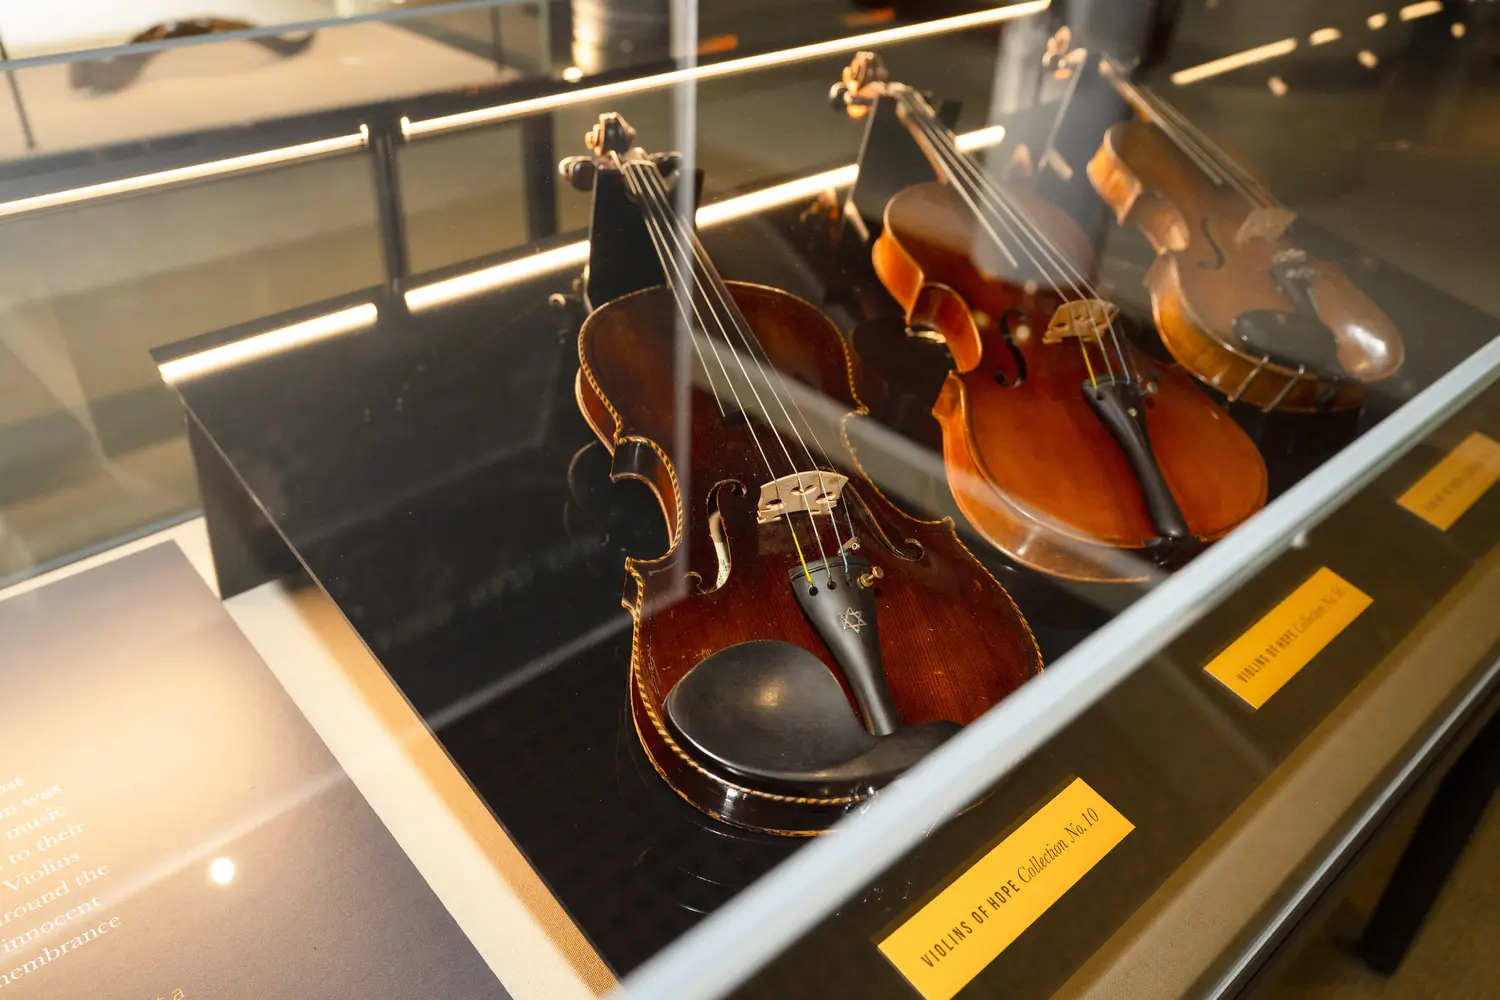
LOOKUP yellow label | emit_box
[1203,567,1372,709]
[1397,431,1500,530]
[877,778,1133,1000]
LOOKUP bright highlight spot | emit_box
[562,66,584,82]
[1309,27,1342,45]
[209,858,236,884]
[1267,76,1288,96]
[1368,13,1389,29]
[1169,38,1298,86]
[1400,1,1443,20]
[1358,49,1380,68]
[1452,22,1468,36]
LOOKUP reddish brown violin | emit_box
[566,114,1041,835]
[835,52,1267,583]
[1082,47,1404,412]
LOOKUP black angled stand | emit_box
[1356,707,1500,974]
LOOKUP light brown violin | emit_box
[1082,47,1404,413]
[835,51,1267,583]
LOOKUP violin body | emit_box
[875,182,1268,582]
[1089,118,1404,412]
[576,280,1041,834]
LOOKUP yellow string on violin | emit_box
[789,523,815,585]
[1078,340,1099,390]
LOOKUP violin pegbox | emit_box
[831,50,890,119]
[1042,26,1088,81]
[559,112,682,191]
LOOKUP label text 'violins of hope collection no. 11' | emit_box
[1396,431,1500,531]
[1202,566,1372,710]
[877,778,1133,1000]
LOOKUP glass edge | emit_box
[1205,652,1500,998]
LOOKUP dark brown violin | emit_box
[835,52,1267,583]
[1081,46,1404,412]
[565,114,1040,835]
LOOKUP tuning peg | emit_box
[828,81,850,110]
[558,155,596,191]
[650,151,683,180]
[586,112,637,157]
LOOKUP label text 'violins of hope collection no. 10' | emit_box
[877,778,1133,1000]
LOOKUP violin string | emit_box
[636,166,858,569]
[622,181,730,420]
[1102,59,1234,190]
[633,162,854,576]
[898,98,1121,344]
[615,155,805,574]
[609,154,729,415]
[906,94,1141,382]
[616,158,767,462]
[900,93,1133,381]
[633,165,843,581]
[624,161,828,585]
[1120,67,1275,209]
[623,157,839,582]
[1150,93,1276,208]
[897,96,1108,354]
[945,137,1139,382]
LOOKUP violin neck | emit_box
[1098,54,1279,211]
[892,90,976,188]
[620,156,743,322]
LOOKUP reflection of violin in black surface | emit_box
[562,112,1041,835]
[70,19,315,94]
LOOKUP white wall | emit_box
[0,0,340,58]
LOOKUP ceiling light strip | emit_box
[159,302,378,383]
[401,1,1050,138]
[1169,38,1299,87]
[0,129,369,221]
[404,123,1006,311]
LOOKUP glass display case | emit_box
[3,2,1499,999]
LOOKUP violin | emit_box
[565,114,1041,835]
[834,52,1267,583]
[1080,45,1404,412]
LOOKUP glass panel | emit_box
[0,151,380,583]
[5,3,1500,1000]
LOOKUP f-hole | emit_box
[1197,217,1226,270]
[992,310,1029,387]
[688,480,742,594]
[844,486,923,561]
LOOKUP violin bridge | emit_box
[1043,299,1119,344]
[757,471,849,524]
[1235,206,1297,244]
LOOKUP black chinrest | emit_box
[664,640,958,798]
[1232,310,1343,375]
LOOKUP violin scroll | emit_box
[1042,26,1089,81]
[831,50,890,119]
[558,112,683,191]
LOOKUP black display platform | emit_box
[153,173,1500,978]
